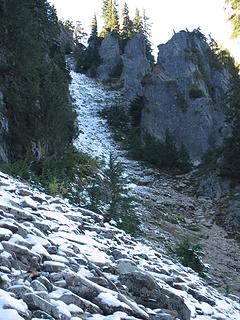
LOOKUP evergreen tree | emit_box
[74,21,87,44]
[177,144,192,173]
[104,154,140,234]
[1,0,77,162]
[101,0,119,36]
[75,14,101,76]
[222,69,240,180]
[90,13,98,39]
[120,2,133,40]
[142,8,151,38]
[61,19,75,33]
[226,0,240,38]
[141,8,154,65]
[132,8,143,33]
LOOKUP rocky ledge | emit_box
[0,171,239,320]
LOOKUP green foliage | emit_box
[189,84,205,99]
[99,101,129,132]
[48,177,68,197]
[1,148,98,204]
[178,144,192,173]
[104,154,140,235]
[101,0,120,37]
[222,126,240,181]
[74,21,87,44]
[226,0,240,38]
[132,8,143,33]
[75,14,101,76]
[61,19,75,33]
[100,102,191,173]
[109,60,123,78]
[129,96,144,126]
[120,2,133,41]
[209,39,236,72]
[174,238,208,278]
[75,42,102,76]
[90,13,98,39]
[1,0,77,162]
[176,91,188,112]
[222,68,240,181]
[0,160,33,181]
[142,130,179,169]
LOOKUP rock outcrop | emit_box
[59,23,75,53]
[0,25,9,164]
[121,33,151,102]
[142,30,230,162]
[0,171,240,319]
[0,91,8,163]
[97,33,122,82]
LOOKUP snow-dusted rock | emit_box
[23,292,59,318]
[0,172,239,320]
[0,227,12,240]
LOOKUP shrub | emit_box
[129,96,144,127]
[48,177,68,197]
[1,148,98,205]
[177,144,192,172]
[110,60,123,79]
[189,84,205,99]
[176,92,188,112]
[174,238,208,278]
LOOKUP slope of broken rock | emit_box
[0,171,240,320]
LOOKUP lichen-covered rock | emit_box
[121,33,151,102]
[97,32,122,82]
[142,30,231,162]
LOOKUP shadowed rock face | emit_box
[97,33,122,82]
[0,25,9,163]
[142,30,230,162]
[58,23,75,53]
[121,33,151,102]
[0,91,8,163]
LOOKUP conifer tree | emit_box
[142,9,154,65]
[120,2,133,40]
[226,0,240,38]
[222,69,240,180]
[90,13,98,39]
[142,9,151,39]
[1,0,77,161]
[61,19,75,33]
[74,21,87,44]
[132,8,143,34]
[101,0,119,36]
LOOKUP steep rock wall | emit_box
[142,30,230,162]
[121,33,151,102]
[97,33,122,82]
[0,91,8,163]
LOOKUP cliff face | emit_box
[96,32,151,101]
[142,30,230,162]
[0,91,8,163]
[59,23,75,53]
[96,33,122,82]
[121,33,151,102]
[0,24,9,163]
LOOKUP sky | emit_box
[50,0,240,61]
